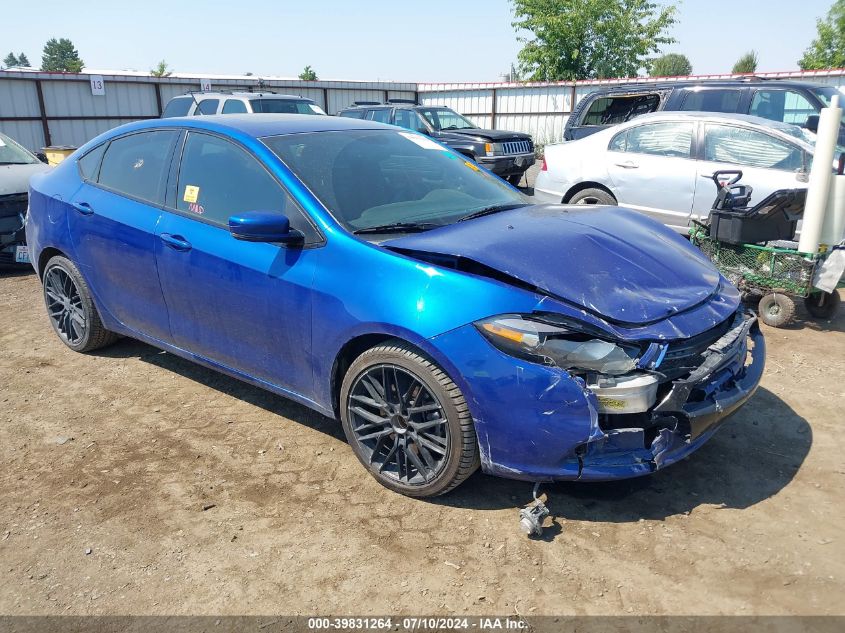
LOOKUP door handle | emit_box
[160,233,192,252]
[71,201,94,215]
[615,161,639,169]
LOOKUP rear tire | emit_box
[42,255,118,353]
[758,292,796,328]
[340,341,479,497]
[804,291,840,320]
[568,188,616,205]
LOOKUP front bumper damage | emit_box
[572,312,765,481]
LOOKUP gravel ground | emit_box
[0,268,843,617]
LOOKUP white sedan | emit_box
[534,112,816,233]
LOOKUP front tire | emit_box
[568,187,616,205]
[804,290,840,320]
[42,255,118,352]
[340,341,479,497]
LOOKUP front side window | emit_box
[222,99,248,114]
[704,124,804,171]
[97,131,178,204]
[365,109,392,123]
[176,132,293,228]
[750,90,816,126]
[195,99,219,115]
[161,98,192,118]
[580,94,660,126]
[679,89,742,113]
[419,108,477,131]
[622,122,693,158]
[394,109,429,133]
[263,129,527,232]
[339,109,366,119]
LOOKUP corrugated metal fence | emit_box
[4,69,845,152]
[0,71,416,151]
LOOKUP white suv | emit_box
[162,91,327,117]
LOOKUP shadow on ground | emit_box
[97,339,811,525]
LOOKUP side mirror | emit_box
[804,115,820,134]
[228,211,303,244]
[35,152,49,164]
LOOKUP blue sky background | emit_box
[3,0,837,81]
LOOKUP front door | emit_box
[66,130,179,341]
[606,120,698,232]
[154,131,321,397]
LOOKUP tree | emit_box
[3,52,17,68]
[17,52,30,67]
[150,60,172,77]
[511,0,677,81]
[299,65,318,80]
[41,38,84,72]
[649,53,692,77]
[732,50,758,74]
[800,0,845,70]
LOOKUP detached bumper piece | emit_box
[573,312,765,480]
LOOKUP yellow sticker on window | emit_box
[183,185,200,204]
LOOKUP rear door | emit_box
[692,122,809,221]
[66,130,179,341]
[568,92,664,140]
[605,120,698,232]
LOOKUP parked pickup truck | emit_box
[339,101,535,185]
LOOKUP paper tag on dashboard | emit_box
[183,185,200,203]
[399,132,444,151]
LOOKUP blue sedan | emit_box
[25,115,765,497]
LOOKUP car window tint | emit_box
[250,99,318,114]
[366,109,392,123]
[705,124,804,171]
[222,99,248,114]
[77,142,108,181]
[624,122,693,158]
[339,110,365,119]
[750,90,816,126]
[581,94,660,126]
[394,109,428,133]
[679,89,742,113]
[97,131,178,204]
[176,132,287,226]
[195,99,219,115]
[162,98,192,118]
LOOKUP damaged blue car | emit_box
[25,115,765,497]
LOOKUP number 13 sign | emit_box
[90,75,105,96]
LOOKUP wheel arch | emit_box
[562,181,616,204]
[37,246,67,279]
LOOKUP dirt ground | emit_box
[0,268,843,617]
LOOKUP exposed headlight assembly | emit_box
[475,315,639,376]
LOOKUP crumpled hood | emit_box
[0,163,52,196]
[384,205,723,326]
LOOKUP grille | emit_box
[501,140,533,155]
[658,312,739,380]
[0,193,28,218]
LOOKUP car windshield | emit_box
[250,99,325,115]
[263,129,528,232]
[419,108,478,131]
[0,134,39,165]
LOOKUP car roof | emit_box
[118,113,394,138]
[619,110,807,132]
[587,78,828,93]
[172,92,310,100]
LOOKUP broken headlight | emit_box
[475,315,640,376]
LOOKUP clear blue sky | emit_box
[2,0,837,82]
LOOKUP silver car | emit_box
[534,112,816,233]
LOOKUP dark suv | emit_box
[338,102,534,185]
[564,78,845,144]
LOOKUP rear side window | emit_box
[366,109,392,123]
[580,94,660,126]
[704,124,804,171]
[339,109,366,119]
[679,89,742,113]
[618,122,694,158]
[162,98,192,118]
[97,131,178,204]
[77,143,108,181]
[222,99,248,114]
[750,90,816,126]
[195,99,219,115]
[250,99,319,114]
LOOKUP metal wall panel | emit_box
[0,79,40,117]
[49,118,133,148]
[42,79,158,117]
[0,120,45,151]
[327,89,385,114]
[496,86,572,114]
